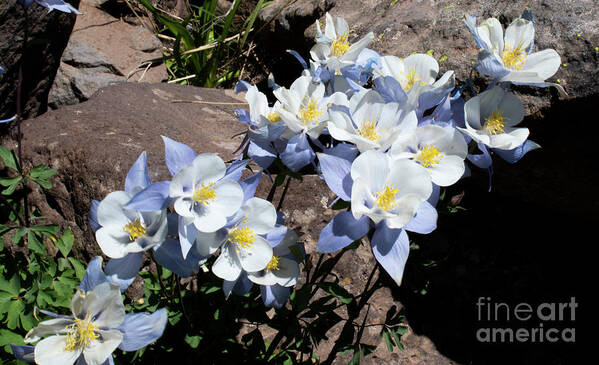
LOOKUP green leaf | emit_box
[27,231,46,255]
[383,329,394,351]
[29,225,60,236]
[185,334,201,348]
[54,228,74,257]
[12,227,26,244]
[318,282,353,304]
[0,146,19,171]
[19,312,36,331]
[331,199,351,210]
[0,329,25,347]
[6,300,24,329]
[290,285,311,311]
[68,258,86,280]
[28,165,57,180]
[0,273,20,297]
[0,176,21,187]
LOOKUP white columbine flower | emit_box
[24,282,125,365]
[273,75,333,138]
[243,84,286,141]
[351,150,432,229]
[95,191,168,259]
[389,124,468,186]
[374,53,455,109]
[311,12,375,72]
[328,89,417,152]
[170,153,244,233]
[247,229,300,288]
[459,86,528,150]
[472,16,561,85]
[209,198,277,281]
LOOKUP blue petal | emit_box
[10,345,35,362]
[317,144,357,201]
[404,201,437,234]
[287,49,308,70]
[162,136,197,176]
[374,76,408,104]
[317,211,370,253]
[31,0,81,13]
[224,157,248,182]
[464,15,488,50]
[280,133,315,172]
[125,152,151,194]
[265,225,288,248]
[240,172,262,204]
[104,252,144,292]
[467,143,493,169]
[427,183,441,207]
[152,238,201,278]
[125,181,170,211]
[117,309,168,351]
[80,257,108,292]
[0,116,16,124]
[223,272,253,298]
[89,200,100,232]
[418,82,455,116]
[178,216,198,259]
[248,139,277,170]
[235,109,254,128]
[261,285,291,308]
[371,224,410,286]
[475,51,510,80]
[493,140,541,164]
[234,80,252,93]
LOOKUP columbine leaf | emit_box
[0,146,19,171]
[6,300,24,329]
[54,228,74,257]
[318,283,353,304]
[27,231,45,255]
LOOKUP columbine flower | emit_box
[169,153,244,233]
[459,86,528,150]
[95,190,168,259]
[327,89,417,152]
[350,150,432,229]
[208,198,277,281]
[23,282,125,365]
[389,124,468,186]
[273,75,331,138]
[247,229,300,288]
[374,53,455,112]
[18,0,80,13]
[465,15,562,90]
[311,13,375,73]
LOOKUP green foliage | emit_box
[139,0,272,87]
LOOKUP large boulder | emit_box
[0,0,80,119]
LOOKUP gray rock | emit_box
[129,27,162,53]
[62,39,123,75]
[0,0,80,120]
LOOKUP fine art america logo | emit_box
[476,297,577,343]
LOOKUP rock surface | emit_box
[48,0,167,108]
[0,0,80,119]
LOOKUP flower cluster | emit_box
[232,11,562,286]
[89,138,303,308]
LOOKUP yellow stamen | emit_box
[501,44,528,70]
[331,33,350,57]
[267,112,281,123]
[357,121,381,143]
[123,218,146,241]
[375,186,399,211]
[229,226,255,249]
[192,182,216,206]
[416,144,444,168]
[64,313,99,351]
[298,97,323,126]
[266,256,280,272]
[485,110,506,135]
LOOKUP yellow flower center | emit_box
[298,97,323,126]
[331,33,350,57]
[400,67,427,91]
[123,218,146,241]
[484,110,506,135]
[357,121,381,142]
[192,182,216,206]
[267,112,281,123]
[64,313,99,351]
[416,144,444,168]
[501,44,528,70]
[229,226,255,249]
[375,185,399,211]
[266,256,280,272]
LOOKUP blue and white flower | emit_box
[18,0,80,13]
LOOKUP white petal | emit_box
[241,198,277,234]
[477,17,504,53]
[522,49,561,80]
[387,159,432,202]
[403,54,439,85]
[173,197,194,218]
[273,257,300,287]
[385,194,423,229]
[25,318,73,343]
[430,155,465,187]
[374,55,404,79]
[95,228,131,259]
[489,127,529,150]
[194,229,227,257]
[246,85,269,123]
[212,243,242,281]
[350,150,390,193]
[189,154,227,185]
[83,330,122,365]
[237,236,273,272]
[504,18,534,51]
[464,92,483,130]
[496,90,525,127]
[351,178,374,220]
[81,282,125,328]
[96,191,132,229]
[193,206,227,233]
[211,179,244,218]
[34,336,81,365]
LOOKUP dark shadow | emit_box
[390,93,594,365]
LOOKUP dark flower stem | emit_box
[16,8,30,227]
